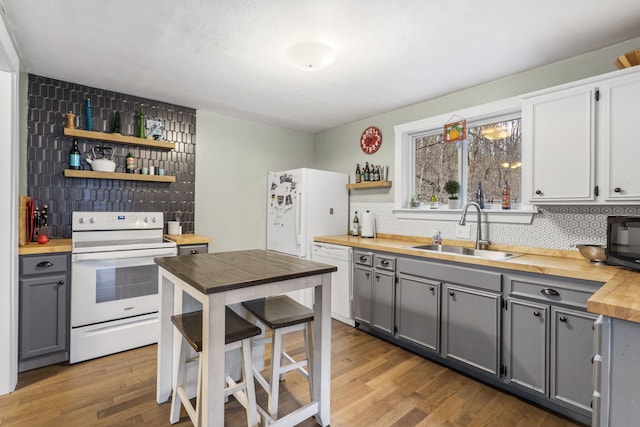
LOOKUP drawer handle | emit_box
[375,274,380,280]
[359,256,368,262]
[533,311,541,317]
[559,316,567,323]
[36,261,54,268]
[535,190,542,195]
[449,291,455,297]
[57,280,65,286]
[365,272,370,278]
[614,187,622,193]
[189,249,199,255]
[541,288,560,296]
[380,259,389,266]
[429,286,435,292]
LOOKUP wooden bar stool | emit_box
[242,295,314,420]
[169,308,261,427]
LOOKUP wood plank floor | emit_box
[0,320,582,426]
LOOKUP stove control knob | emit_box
[78,217,84,224]
[89,217,95,224]
[151,217,157,223]
[144,217,149,223]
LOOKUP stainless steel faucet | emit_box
[459,202,490,250]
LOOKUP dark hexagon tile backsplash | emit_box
[27,74,196,238]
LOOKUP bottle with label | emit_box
[429,187,438,209]
[502,180,511,209]
[352,211,360,236]
[126,152,135,174]
[373,165,380,181]
[475,182,485,209]
[364,162,370,181]
[355,164,361,184]
[69,139,81,170]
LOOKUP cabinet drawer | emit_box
[20,254,68,276]
[354,251,373,267]
[506,274,600,309]
[178,244,208,255]
[374,254,395,271]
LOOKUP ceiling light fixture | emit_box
[285,42,336,71]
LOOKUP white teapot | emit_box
[86,146,116,172]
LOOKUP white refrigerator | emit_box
[267,168,349,307]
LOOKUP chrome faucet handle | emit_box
[478,239,491,249]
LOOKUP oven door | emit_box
[71,247,176,327]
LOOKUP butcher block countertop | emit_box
[156,249,336,294]
[19,238,72,255]
[314,234,640,324]
[163,234,211,245]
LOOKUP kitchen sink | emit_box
[409,244,522,260]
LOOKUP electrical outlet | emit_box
[455,224,471,239]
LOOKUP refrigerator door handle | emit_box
[296,191,305,257]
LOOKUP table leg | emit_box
[157,271,175,403]
[201,294,226,426]
[313,272,332,426]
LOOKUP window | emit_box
[414,118,521,207]
[393,96,535,223]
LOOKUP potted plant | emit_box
[410,194,421,208]
[444,179,460,209]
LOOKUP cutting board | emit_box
[18,195,30,246]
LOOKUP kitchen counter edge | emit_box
[19,239,72,255]
[314,234,640,324]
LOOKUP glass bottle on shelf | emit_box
[85,98,93,131]
[475,182,485,209]
[355,164,361,184]
[502,180,511,209]
[429,187,438,209]
[364,162,370,182]
[126,152,135,174]
[137,109,145,138]
[69,139,81,170]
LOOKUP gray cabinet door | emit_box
[372,270,394,335]
[551,307,596,413]
[20,274,67,359]
[442,283,501,375]
[353,266,373,325]
[505,298,548,395]
[397,274,440,352]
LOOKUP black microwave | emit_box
[606,216,640,271]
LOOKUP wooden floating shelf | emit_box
[64,128,175,150]
[64,169,176,183]
[346,181,392,189]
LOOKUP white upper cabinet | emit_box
[522,67,640,205]
[600,73,640,201]
[523,86,596,203]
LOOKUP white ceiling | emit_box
[3,0,640,133]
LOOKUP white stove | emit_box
[70,211,177,363]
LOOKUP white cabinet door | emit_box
[601,73,640,201]
[523,85,597,203]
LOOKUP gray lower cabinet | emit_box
[551,307,597,413]
[503,272,600,424]
[504,298,549,395]
[442,283,501,376]
[353,251,373,325]
[371,254,395,335]
[353,251,396,335]
[396,274,440,353]
[19,253,70,372]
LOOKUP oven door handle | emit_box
[72,247,176,262]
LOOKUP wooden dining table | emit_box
[155,249,336,426]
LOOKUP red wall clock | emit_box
[360,126,382,154]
